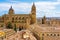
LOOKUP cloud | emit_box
[35,2,60,17]
[0,1,60,17]
[57,0,60,2]
[0,2,32,15]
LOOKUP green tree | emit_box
[14,24,17,32]
[6,22,13,29]
[1,25,3,27]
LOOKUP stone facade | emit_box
[0,29,37,40]
[39,32,60,40]
[38,16,60,26]
[0,3,36,29]
[0,3,60,40]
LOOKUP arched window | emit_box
[47,34,49,36]
[54,34,56,36]
[19,17,21,20]
[12,17,14,20]
[57,34,59,36]
[50,34,53,36]
[22,17,24,20]
[42,34,44,36]
[15,17,18,20]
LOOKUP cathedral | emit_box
[0,3,60,40]
[0,3,36,30]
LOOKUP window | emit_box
[54,34,56,36]
[22,17,24,20]
[50,34,52,36]
[19,17,21,20]
[42,34,44,36]
[47,34,49,36]
[57,34,59,36]
[12,17,14,20]
[15,17,18,20]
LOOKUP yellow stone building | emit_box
[0,3,36,29]
[0,3,60,40]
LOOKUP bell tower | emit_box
[31,3,36,14]
[8,6,14,15]
[31,3,36,24]
[42,16,46,24]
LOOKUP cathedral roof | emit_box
[9,6,14,11]
[28,24,60,33]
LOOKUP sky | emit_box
[0,0,60,17]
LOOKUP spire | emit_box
[33,2,34,6]
[31,2,36,13]
[32,2,36,8]
[8,6,14,14]
[42,16,46,24]
[43,13,46,19]
[9,6,13,10]
[10,6,12,9]
[44,15,46,19]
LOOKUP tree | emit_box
[14,24,17,32]
[1,25,3,27]
[6,22,13,29]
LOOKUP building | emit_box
[37,16,60,26]
[27,23,60,40]
[0,2,60,40]
[42,16,46,24]
[0,3,36,30]
[4,30,37,40]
